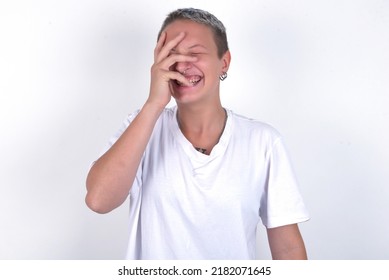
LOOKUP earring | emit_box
[219,72,227,81]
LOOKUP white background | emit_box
[0,0,388,259]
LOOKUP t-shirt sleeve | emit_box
[101,110,141,156]
[260,137,310,228]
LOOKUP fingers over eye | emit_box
[155,32,186,63]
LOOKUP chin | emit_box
[171,79,205,101]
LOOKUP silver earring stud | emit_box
[219,72,227,81]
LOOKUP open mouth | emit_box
[175,75,203,87]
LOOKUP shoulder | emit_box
[123,106,176,124]
[160,106,176,120]
[228,110,282,142]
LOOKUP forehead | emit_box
[164,20,216,49]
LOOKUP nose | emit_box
[174,61,192,74]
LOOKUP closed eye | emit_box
[190,52,206,56]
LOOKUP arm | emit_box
[85,103,163,214]
[85,32,196,214]
[267,224,307,260]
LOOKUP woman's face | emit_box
[163,20,230,105]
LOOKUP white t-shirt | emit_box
[105,106,309,259]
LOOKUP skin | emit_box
[85,19,307,260]
[152,20,231,153]
[267,224,308,260]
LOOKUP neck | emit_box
[177,103,225,133]
[176,103,227,155]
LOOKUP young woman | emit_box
[86,8,309,259]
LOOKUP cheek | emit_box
[195,58,221,76]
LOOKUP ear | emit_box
[221,50,231,73]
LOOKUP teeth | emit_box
[175,77,202,86]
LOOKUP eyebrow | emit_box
[189,44,208,50]
[171,44,208,52]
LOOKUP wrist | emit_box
[142,100,166,117]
